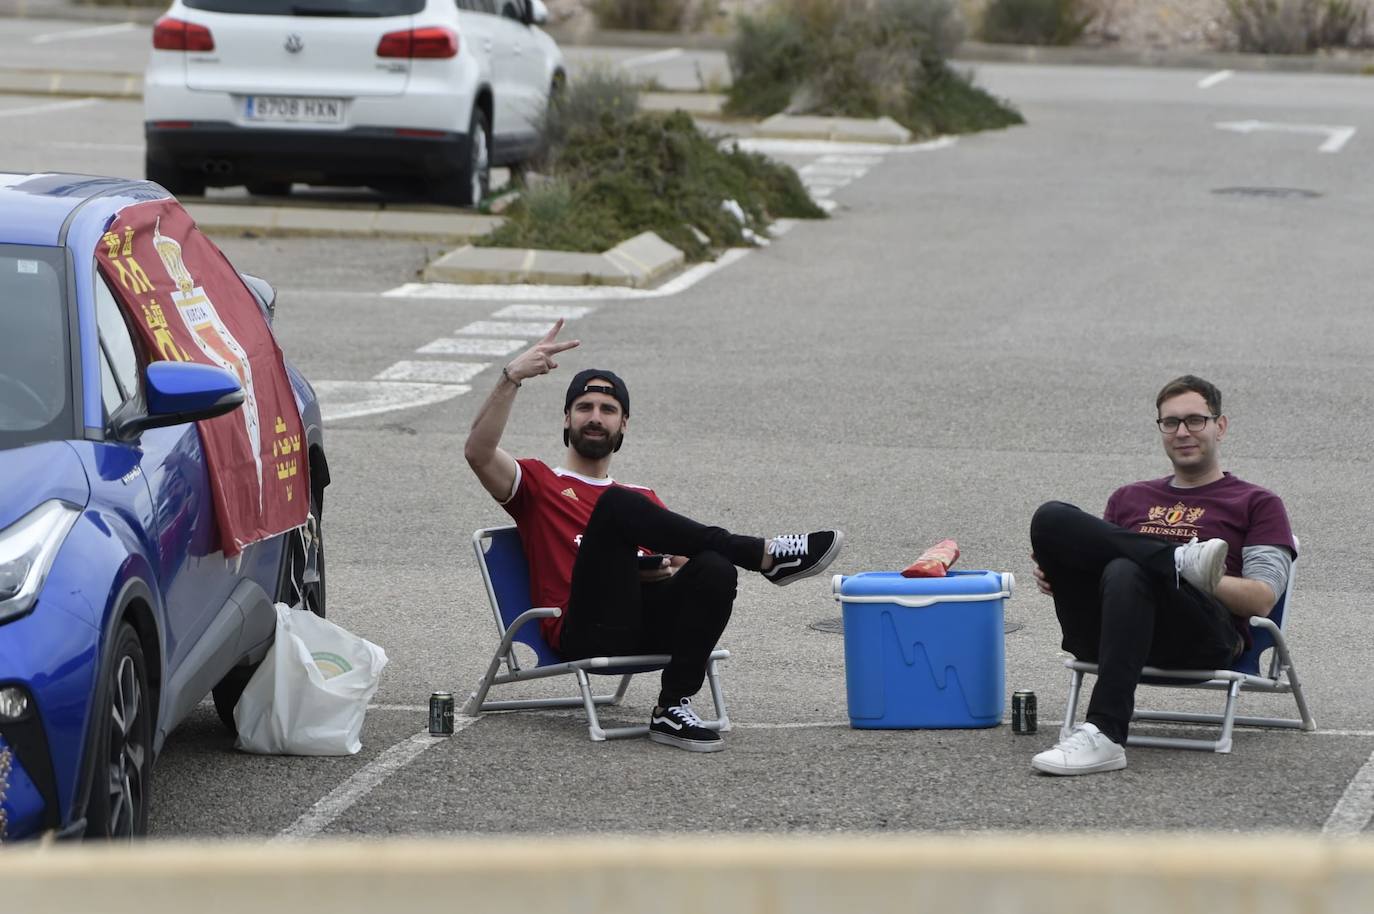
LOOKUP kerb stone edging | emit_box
[4,833,1374,913]
[422,231,685,288]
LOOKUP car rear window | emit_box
[0,244,74,450]
[184,0,424,16]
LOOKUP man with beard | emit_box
[1028,375,1296,775]
[464,321,844,752]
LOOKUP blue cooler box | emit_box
[833,570,1014,729]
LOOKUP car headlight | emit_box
[0,500,81,624]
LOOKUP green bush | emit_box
[1224,0,1370,52]
[979,0,1097,45]
[477,110,825,261]
[590,0,718,31]
[724,0,1022,138]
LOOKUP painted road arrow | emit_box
[1216,119,1357,153]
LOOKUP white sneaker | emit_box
[1175,537,1228,593]
[1031,723,1127,776]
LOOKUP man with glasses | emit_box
[1027,375,1296,775]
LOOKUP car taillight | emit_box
[376,26,458,59]
[153,17,215,52]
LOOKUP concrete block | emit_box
[755,114,913,145]
[420,232,685,288]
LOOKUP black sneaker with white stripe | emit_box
[762,530,844,586]
[648,698,724,753]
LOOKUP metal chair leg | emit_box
[705,657,731,733]
[1061,668,1083,740]
[575,668,608,742]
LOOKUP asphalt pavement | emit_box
[1,11,1372,839]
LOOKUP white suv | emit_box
[144,0,564,205]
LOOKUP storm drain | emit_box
[1212,186,1321,199]
[810,618,1025,635]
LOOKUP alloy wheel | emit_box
[105,654,147,839]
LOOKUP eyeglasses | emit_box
[1156,414,1217,434]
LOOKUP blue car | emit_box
[0,173,328,840]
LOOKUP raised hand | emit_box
[505,318,580,383]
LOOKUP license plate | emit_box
[244,95,344,125]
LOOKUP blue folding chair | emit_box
[1060,540,1314,753]
[462,525,732,742]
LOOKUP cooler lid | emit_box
[835,570,1011,600]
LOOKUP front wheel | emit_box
[85,623,152,839]
[435,106,490,207]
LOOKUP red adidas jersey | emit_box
[501,458,665,649]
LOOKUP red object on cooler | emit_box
[902,539,960,578]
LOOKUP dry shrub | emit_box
[1225,0,1370,52]
[979,0,1097,45]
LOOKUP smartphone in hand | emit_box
[638,553,668,570]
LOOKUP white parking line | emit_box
[801,173,853,188]
[314,380,470,423]
[620,48,684,68]
[491,304,595,320]
[1197,69,1235,89]
[817,154,884,167]
[272,725,474,841]
[1324,748,1374,836]
[456,319,557,336]
[800,163,871,178]
[417,337,526,356]
[29,22,138,44]
[0,98,99,119]
[374,360,488,384]
[734,136,956,156]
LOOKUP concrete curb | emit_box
[5,834,1374,914]
[0,0,161,23]
[953,39,1374,75]
[422,231,685,288]
[186,203,503,243]
[0,66,142,99]
[755,114,911,145]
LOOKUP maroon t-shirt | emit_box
[1105,473,1296,644]
[1104,473,1296,573]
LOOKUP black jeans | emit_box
[558,486,765,708]
[1029,501,1242,744]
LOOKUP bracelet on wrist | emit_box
[502,366,522,388]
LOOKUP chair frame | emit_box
[1060,543,1314,753]
[462,526,732,742]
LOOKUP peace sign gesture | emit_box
[505,318,580,383]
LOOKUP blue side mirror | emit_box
[113,361,244,439]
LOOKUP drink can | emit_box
[429,691,455,736]
[1012,689,1037,734]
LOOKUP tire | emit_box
[245,181,291,197]
[145,154,206,198]
[211,484,326,734]
[84,623,152,839]
[435,106,490,208]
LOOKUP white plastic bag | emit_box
[234,602,389,756]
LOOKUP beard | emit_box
[569,424,622,459]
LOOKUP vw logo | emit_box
[284,33,304,53]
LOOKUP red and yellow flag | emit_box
[97,200,308,556]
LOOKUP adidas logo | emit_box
[560,488,578,500]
